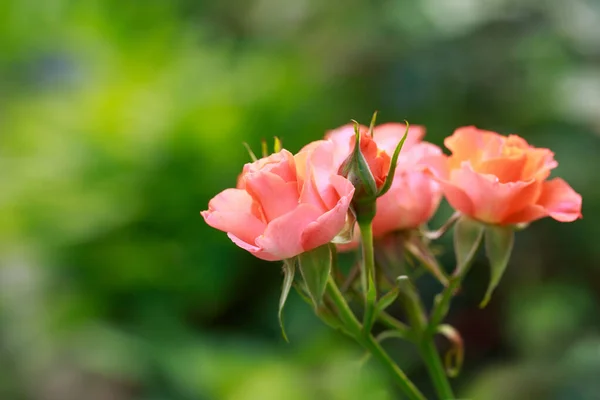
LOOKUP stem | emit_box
[359,221,376,295]
[326,277,426,400]
[419,337,455,400]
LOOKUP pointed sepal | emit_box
[274,136,282,153]
[298,244,332,308]
[242,142,258,162]
[278,259,296,342]
[453,216,484,275]
[338,121,378,199]
[480,225,514,307]
[376,120,409,198]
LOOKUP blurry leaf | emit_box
[298,244,332,308]
[279,260,296,342]
[376,287,399,314]
[481,225,514,307]
[453,216,484,275]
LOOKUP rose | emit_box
[201,145,355,261]
[426,126,582,225]
[326,123,443,250]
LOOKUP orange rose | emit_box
[427,126,582,225]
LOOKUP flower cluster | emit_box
[201,116,583,400]
[202,122,581,259]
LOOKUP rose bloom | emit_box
[201,144,355,261]
[426,126,582,225]
[325,123,443,250]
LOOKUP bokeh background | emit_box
[2,0,600,399]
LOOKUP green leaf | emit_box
[298,244,332,308]
[362,272,377,334]
[480,225,514,307]
[377,121,409,197]
[453,216,484,275]
[376,286,400,313]
[278,259,296,342]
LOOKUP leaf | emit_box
[362,272,377,334]
[480,225,514,307]
[278,260,295,342]
[298,244,332,308]
[377,120,410,197]
[376,286,400,313]
[453,216,484,275]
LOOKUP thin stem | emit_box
[419,337,455,400]
[326,276,426,400]
[359,222,376,295]
[421,211,461,240]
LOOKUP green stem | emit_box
[326,277,426,400]
[359,221,376,295]
[419,337,455,400]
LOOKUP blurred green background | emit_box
[1,1,600,399]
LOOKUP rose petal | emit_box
[477,154,527,183]
[301,175,355,251]
[227,233,280,261]
[450,163,541,224]
[373,171,441,236]
[201,189,267,244]
[256,204,323,259]
[244,172,299,221]
[537,178,582,222]
[373,123,426,155]
[445,126,505,168]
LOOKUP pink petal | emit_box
[301,175,355,251]
[244,172,300,222]
[201,189,267,244]
[373,123,426,155]
[373,171,441,235]
[227,233,280,261]
[450,163,541,224]
[537,178,582,222]
[256,204,323,260]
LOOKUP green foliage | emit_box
[1,0,599,399]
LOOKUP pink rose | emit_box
[202,146,355,261]
[426,126,582,225]
[327,123,443,250]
